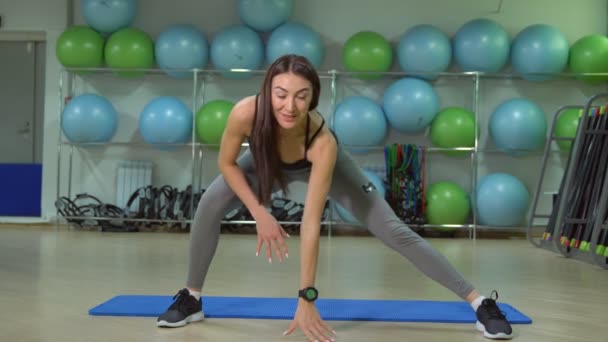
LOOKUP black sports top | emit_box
[250,94,326,170]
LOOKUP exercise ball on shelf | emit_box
[489,98,547,156]
[139,96,192,146]
[61,93,118,143]
[195,100,234,147]
[382,77,439,134]
[453,18,510,72]
[334,170,386,224]
[266,22,324,68]
[236,0,293,32]
[511,24,569,81]
[568,34,608,84]
[81,0,137,34]
[56,26,105,69]
[105,27,155,77]
[429,107,476,157]
[155,24,209,79]
[210,25,264,79]
[332,96,387,154]
[425,181,470,231]
[554,108,581,151]
[396,24,451,80]
[476,173,530,227]
[342,30,393,80]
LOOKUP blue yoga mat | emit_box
[89,295,532,324]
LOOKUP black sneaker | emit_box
[156,288,204,328]
[475,291,513,339]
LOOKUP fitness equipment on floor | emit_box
[527,94,608,269]
[56,185,330,234]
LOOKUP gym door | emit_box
[0,40,45,216]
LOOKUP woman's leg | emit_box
[327,148,513,339]
[328,148,476,299]
[157,150,258,328]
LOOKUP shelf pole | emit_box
[55,69,65,225]
[190,69,203,230]
[328,69,338,236]
[471,73,480,240]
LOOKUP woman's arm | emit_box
[298,132,338,300]
[217,97,266,219]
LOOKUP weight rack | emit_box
[527,93,608,269]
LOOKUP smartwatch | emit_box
[298,286,319,302]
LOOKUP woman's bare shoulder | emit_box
[308,111,338,163]
[227,94,258,136]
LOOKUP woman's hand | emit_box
[284,301,336,341]
[252,208,290,263]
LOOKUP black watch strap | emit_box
[298,286,318,302]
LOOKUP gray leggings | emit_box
[186,147,475,300]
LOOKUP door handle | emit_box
[17,121,31,134]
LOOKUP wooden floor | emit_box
[1,225,606,342]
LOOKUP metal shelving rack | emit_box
[55,67,581,237]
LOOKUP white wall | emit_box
[7,0,608,228]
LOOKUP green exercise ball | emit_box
[425,181,470,231]
[430,107,476,157]
[196,100,234,148]
[554,108,581,151]
[568,34,608,84]
[343,31,392,80]
[56,25,104,69]
[105,27,154,77]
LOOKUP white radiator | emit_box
[116,161,154,209]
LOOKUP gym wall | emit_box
[3,0,607,225]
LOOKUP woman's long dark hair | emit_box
[250,54,321,205]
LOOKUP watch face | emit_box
[305,288,317,299]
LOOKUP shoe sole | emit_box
[157,312,205,328]
[476,321,513,340]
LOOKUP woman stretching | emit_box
[156,54,514,341]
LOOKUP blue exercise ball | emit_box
[511,24,569,81]
[335,170,386,223]
[210,25,264,79]
[382,77,439,134]
[61,93,118,143]
[266,22,324,68]
[237,0,293,32]
[397,24,451,79]
[332,96,387,154]
[476,173,530,226]
[139,96,192,145]
[453,18,510,72]
[155,24,209,79]
[81,0,137,34]
[490,98,547,155]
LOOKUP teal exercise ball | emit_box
[511,24,569,81]
[453,18,510,72]
[61,93,118,143]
